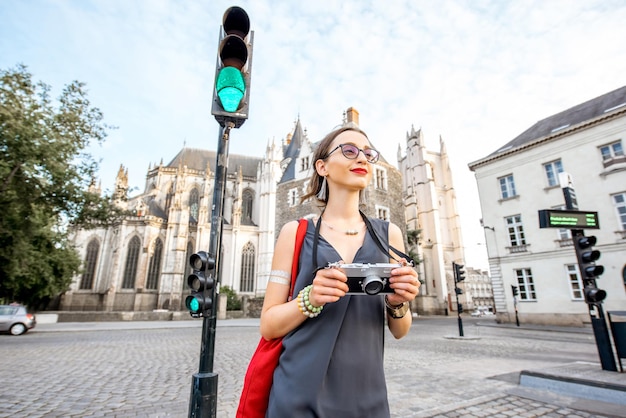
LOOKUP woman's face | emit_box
[319,130,374,192]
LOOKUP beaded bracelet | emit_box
[297,285,323,318]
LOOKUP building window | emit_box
[498,174,516,199]
[515,268,536,301]
[300,156,310,172]
[165,185,174,214]
[189,188,199,222]
[566,264,584,300]
[376,206,389,221]
[288,188,298,207]
[240,242,255,292]
[242,189,254,223]
[599,140,624,167]
[80,239,99,290]
[543,159,563,187]
[184,242,194,291]
[613,192,626,230]
[146,238,163,290]
[505,215,526,246]
[375,167,387,190]
[122,236,141,289]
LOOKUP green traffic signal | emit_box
[186,295,201,313]
[211,6,253,126]
[186,252,215,317]
[216,67,245,112]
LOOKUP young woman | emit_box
[261,126,421,417]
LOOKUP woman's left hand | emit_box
[386,259,420,306]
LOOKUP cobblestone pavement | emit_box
[0,316,618,417]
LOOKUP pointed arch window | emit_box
[80,239,99,289]
[146,238,163,290]
[184,242,194,290]
[189,188,199,222]
[242,189,254,224]
[122,236,141,289]
[240,242,256,292]
[165,185,174,214]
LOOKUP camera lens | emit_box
[362,276,384,295]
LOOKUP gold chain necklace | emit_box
[321,219,364,236]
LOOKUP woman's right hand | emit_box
[309,263,349,307]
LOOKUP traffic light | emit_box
[211,6,253,128]
[455,287,463,295]
[572,232,606,304]
[453,262,466,282]
[511,285,518,297]
[186,251,215,318]
[457,303,464,313]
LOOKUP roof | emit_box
[167,147,262,178]
[279,119,308,183]
[470,85,626,169]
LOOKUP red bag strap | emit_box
[289,219,308,298]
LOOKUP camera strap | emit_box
[311,211,415,268]
[359,211,415,266]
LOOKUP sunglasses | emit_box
[324,144,380,163]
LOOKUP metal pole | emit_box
[188,121,234,418]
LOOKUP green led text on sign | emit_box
[538,209,600,229]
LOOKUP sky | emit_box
[2,0,626,271]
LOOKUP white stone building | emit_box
[62,109,402,311]
[398,128,468,315]
[469,86,626,326]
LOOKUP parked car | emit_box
[0,304,37,335]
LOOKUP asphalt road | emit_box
[0,316,613,417]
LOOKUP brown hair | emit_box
[300,126,370,205]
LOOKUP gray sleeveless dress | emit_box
[266,218,391,418]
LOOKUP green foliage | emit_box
[220,285,242,311]
[0,64,123,309]
[406,229,422,265]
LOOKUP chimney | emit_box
[346,107,359,126]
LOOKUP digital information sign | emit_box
[538,209,600,229]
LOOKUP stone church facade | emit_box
[62,108,467,315]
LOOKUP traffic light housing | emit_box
[453,262,466,283]
[211,6,253,128]
[455,287,463,295]
[457,303,464,313]
[572,232,606,304]
[511,285,518,297]
[186,251,215,318]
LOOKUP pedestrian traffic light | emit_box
[211,6,253,128]
[186,251,215,318]
[457,303,464,313]
[572,232,606,304]
[455,287,463,295]
[453,262,466,283]
[511,285,518,297]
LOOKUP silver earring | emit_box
[317,176,327,201]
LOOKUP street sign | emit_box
[538,209,599,229]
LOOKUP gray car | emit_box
[0,304,37,335]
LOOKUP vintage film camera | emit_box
[327,262,402,295]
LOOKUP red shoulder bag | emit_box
[236,218,308,418]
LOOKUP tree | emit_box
[406,228,422,267]
[0,64,125,309]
